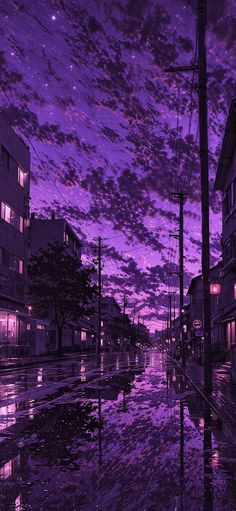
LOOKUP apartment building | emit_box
[29,213,82,258]
[214,99,236,350]
[0,115,30,354]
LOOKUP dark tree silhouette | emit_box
[28,242,97,355]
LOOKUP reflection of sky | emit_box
[0,353,236,508]
[0,2,235,332]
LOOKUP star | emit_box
[51,15,56,21]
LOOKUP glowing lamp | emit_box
[210,283,221,295]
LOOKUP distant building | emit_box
[29,213,82,258]
[187,263,223,359]
[214,99,236,351]
[92,296,122,349]
[29,214,94,354]
[0,116,30,355]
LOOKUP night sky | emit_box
[0,0,235,331]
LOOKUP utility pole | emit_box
[169,294,172,337]
[165,0,212,390]
[171,192,186,366]
[98,236,102,355]
[173,292,176,328]
[123,293,127,343]
[197,0,212,391]
[94,236,105,355]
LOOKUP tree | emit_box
[28,242,97,355]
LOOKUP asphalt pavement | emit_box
[0,351,236,511]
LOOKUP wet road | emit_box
[1,351,236,511]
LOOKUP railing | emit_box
[0,344,29,359]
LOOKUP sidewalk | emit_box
[172,356,236,426]
[0,351,98,371]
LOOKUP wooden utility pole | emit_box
[197,0,212,391]
[97,236,102,354]
[173,292,176,328]
[123,293,127,341]
[165,0,212,389]
[172,192,186,366]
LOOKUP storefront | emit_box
[0,309,28,357]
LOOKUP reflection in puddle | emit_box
[0,353,236,510]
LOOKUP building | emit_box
[0,116,30,355]
[29,213,82,258]
[214,99,236,352]
[101,296,122,348]
[187,263,223,360]
[29,214,95,353]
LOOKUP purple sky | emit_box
[0,0,235,331]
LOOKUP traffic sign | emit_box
[193,319,202,330]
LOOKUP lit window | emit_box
[64,232,69,245]
[81,331,87,341]
[234,283,236,300]
[37,324,45,330]
[18,166,27,187]
[9,254,23,274]
[19,259,23,274]
[1,202,24,232]
[1,145,9,170]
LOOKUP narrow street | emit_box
[1,351,236,511]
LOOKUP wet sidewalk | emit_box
[173,357,236,427]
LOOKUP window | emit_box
[81,331,87,341]
[18,166,27,187]
[37,324,45,330]
[233,178,236,205]
[234,283,236,300]
[64,232,69,245]
[1,202,24,233]
[224,185,232,216]
[9,254,23,274]
[1,145,9,170]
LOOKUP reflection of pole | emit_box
[203,402,213,511]
[98,389,102,466]
[98,237,102,354]
[180,378,185,511]
[169,294,172,351]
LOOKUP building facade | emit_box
[29,214,93,353]
[29,213,82,258]
[0,116,30,309]
[0,116,30,355]
[214,99,236,352]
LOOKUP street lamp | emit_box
[210,283,221,295]
[28,305,32,316]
